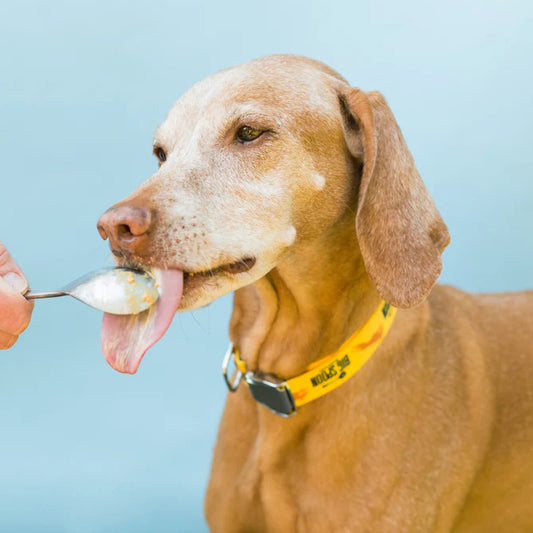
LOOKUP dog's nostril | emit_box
[117,224,134,240]
[98,204,153,246]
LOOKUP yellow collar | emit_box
[222,301,396,416]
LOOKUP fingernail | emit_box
[2,272,28,294]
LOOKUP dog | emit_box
[97,55,533,532]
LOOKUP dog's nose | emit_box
[97,204,153,253]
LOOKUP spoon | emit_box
[24,267,160,315]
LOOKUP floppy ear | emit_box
[339,88,450,308]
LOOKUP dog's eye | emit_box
[236,126,263,143]
[154,147,167,163]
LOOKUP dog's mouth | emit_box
[182,256,256,289]
[101,255,256,374]
[186,256,256,276]
[112,248,255,278]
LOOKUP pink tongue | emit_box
[101,269,183,374]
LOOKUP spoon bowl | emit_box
[25,267,160,315]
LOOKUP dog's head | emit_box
[97,55,449,372]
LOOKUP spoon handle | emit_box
[24,290,68,300]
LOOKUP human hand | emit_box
[0,243,33,349]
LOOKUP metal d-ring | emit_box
[222,343,243,392]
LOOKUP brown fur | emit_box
[99,55,533,532]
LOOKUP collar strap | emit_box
[222,301,396,417]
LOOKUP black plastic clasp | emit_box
[244,372,296,417]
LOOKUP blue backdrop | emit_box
[0,0,531,531]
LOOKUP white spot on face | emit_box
[282,225,297,246]
[310,173,326,190]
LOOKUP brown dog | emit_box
[97,55,533,532]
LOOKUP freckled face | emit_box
[118,60,352,310]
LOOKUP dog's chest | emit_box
[206,421,304,531]
[205,402,364,533]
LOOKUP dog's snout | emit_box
[97,204,153,253]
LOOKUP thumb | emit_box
[0,242,29,295]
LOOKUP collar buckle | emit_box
[244,372,296,417]
[222,343,296,417]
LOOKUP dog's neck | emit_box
[229,216,382,378]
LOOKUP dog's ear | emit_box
[339,88,450,308]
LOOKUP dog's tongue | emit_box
[101,269,183,374]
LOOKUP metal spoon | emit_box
[24,267,160,315]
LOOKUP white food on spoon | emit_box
[68,268,160,315]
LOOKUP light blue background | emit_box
[0,0,531,531]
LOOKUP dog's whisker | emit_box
[189,310,207,334]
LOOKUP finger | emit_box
[0,329,18,350]
[0,276,34,336]
[0,242,29,294]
